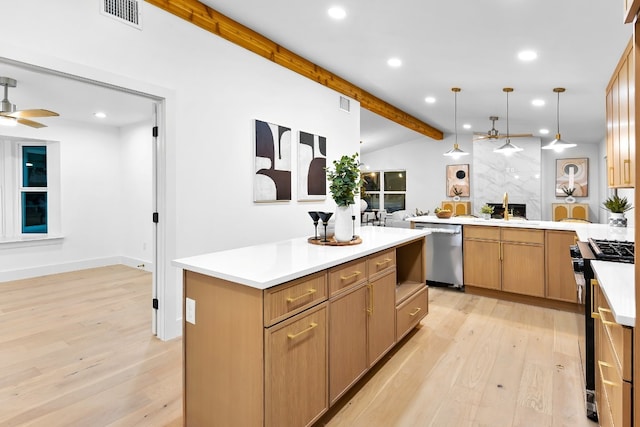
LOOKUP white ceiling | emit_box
[0,1,632,153]
[199,0,633,154]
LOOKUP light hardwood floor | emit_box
[0,265,182,427]
[1,266,596,426]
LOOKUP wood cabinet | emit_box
[624,0,640,23]
[551,203,589,221]
[181,235,427,427]
[463,225,545,298]
[606,38,635,188]
[594,279,633,426]
[441,200,471,216]
[545,230,579,303]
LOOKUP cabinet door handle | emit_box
[499,242,503,261]
[609,166,615,185]
[624,159,631,184]
[598,307,618,327]
[286,288,317,303]
[590,279,600,319]
[409,307,422,317]
[341,271,361,281]
[367,284,374,315]
[598,360,620,387]
[287,322,318,339]
[376,258,392,267]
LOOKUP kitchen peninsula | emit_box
[173,227,429,427]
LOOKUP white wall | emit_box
[362,132,606,221]
[0,1,360,339]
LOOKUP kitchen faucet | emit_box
[503,192,509,220]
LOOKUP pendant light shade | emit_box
[443,87,469,158]
[542,88,576,151]
[494,88,523,155]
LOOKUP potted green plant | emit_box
[325,153,362,241]
[480,204,494,219]
[603,194,632,227]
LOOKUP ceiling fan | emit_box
[0,77,59,128]
[473,115,532,140]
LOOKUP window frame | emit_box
[361,169,406,213]
[0,136,61,245]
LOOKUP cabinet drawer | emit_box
[463,225,500,240]
[264,271,327,326]
[367,249,396,278]
[329,259,367,296]
[501,228,544,244]
[598,300,633,382]
[396,286,428,340]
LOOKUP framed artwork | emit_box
[254,119,292,202]
[297,130,327,201]
[556,158,588,197]
[446,164,470,197]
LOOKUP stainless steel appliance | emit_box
[572,238,634,421]
[413,223,463,288]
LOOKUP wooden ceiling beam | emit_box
[145,0,444,140]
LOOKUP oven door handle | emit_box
[590,279,600,319]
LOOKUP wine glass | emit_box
[318,211,333,242]
[308,211,320,240]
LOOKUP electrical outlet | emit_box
[186,298,196,325]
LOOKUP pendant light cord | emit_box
[556,90,561,135]
[506,90,510,138]
[454,90,458,145]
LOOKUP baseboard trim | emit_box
[0,256,154,282]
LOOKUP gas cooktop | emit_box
[588,238,634,263]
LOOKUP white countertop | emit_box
[591,261,635,327]
[407,215,635,242]
[173,227,429,289]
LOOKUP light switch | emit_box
[186,297,196,325]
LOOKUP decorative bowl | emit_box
[436,211,453,219]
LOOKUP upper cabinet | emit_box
[606,38,636,188]
[624,0,640,23]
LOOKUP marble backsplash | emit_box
[471,137,542,220]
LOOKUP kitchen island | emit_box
[173,227,429,427]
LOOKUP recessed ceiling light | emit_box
[94,112,107,119]
[531,99,545,106]
[463,124,471,129]
[518,50,538,61]
[539,128,550,135]
[387,57,402,67]
[328,6,346,20]
[424,96,436,104]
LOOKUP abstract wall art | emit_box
[556,157,588,197]
[254,119,292,202]
[446,164,470,197]
[298,130,327,201]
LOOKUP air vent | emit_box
[339,96,351,112]
[101,0,142,29]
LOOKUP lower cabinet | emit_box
[265,303,328,427]
[552,203,589,221]
[546,230,579,303]
[594,280,633,427]
[182,237,427,427]
[441,200,471,216]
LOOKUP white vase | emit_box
[334,205,354,242]
[564,195,576,204]
[609,212,628,228]
[360,199,368,213]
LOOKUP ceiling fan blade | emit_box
[508,133,534,138]
[17,117,47,128]
[5,109,59,119]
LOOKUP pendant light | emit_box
[494,87,523,155]
[443,87,469,158]
[542,87,576,151]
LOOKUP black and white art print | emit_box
[254,119,292,202]
[297,131,327,201]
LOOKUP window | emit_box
[0,137,60,242]
[361,170,406,213]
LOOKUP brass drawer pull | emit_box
[590,279,600,319]
[409,307,422,317]
[287,322,318,339]
[286,288,317,303]
[598,307,618,327]
[375,258,392,267]
[341,271,361,281]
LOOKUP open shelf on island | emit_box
[396,280,425,304]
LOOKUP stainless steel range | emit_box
[571,238,635,421]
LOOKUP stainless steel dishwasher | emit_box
[413,222,463,289]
